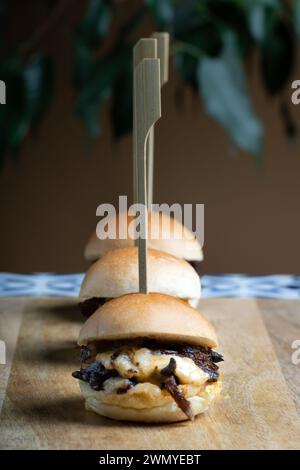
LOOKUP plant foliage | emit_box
[0,0,299,166]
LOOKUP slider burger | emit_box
[72,293,223,422]
[78,246,201,318]
[84,211,203,272]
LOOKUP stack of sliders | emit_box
[84,37,202,274]
[73,36,222,423]
[84,212,203,274]
[72,293,223,422]
[78,246,201,319]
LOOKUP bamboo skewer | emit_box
[133,54,161,293]
[133,39,157,206]
[147,33,169,208]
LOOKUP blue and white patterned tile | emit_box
[0,273,84,297]
[0,273,300,299]
[201,274,300,299]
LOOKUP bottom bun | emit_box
[79,378,222,423]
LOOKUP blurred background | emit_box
[0,0,300,274]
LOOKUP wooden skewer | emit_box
[133,57,161,293]
[147,33,169,208]
[133,39,157,206]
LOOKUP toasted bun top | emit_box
[84,211,203,262]
[78,293,217,349]
[80,247,201,302]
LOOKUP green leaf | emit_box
[205,0,252,55]
[76,81,110,139]
[260,19,295,95]
[246,1,281,42]
[145,0,174,29]
[197,32,263,157]
[80,97,106,138]
[0,58,29,153]
[73,40,94,89]
[294,0,300,36]
[173,10,223,90]
[78,0,112,48]
[23,54,55,127]
[174,50,198,90]
[173,0,202,37]
[175,23,222,57]
[248,4,266,42]
[75,44,131,138]
[0,53,55,164]
[111,61,133,139]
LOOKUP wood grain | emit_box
[133,54,161,293]
[147,32,169,208]
[257,299,300,414]
[132,38,157,206]
[0,297,26,413]
[1,297,300,450]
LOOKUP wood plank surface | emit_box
[0,297,26,413]
[0,297,300,450]
[258,299,300,415]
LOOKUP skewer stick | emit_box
[133,58,161,293]
[147,33,169,208]
[133,39,157,205]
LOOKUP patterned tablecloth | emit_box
[0,273,300,299]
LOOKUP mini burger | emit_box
[78,247,201,318]
[72,293,223,423]
[84,211,203,273]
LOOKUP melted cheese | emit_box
[103,377,132,393]
[81,378,222,410]
[96,347,209,386]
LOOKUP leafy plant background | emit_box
[0,0,299,168]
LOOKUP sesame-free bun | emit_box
[79,247,201,306]
[84,211,203,262]
[78,293,218,349]
[79,377,221,423]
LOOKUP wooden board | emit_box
[257,299,300,416]
[0,297,300,450]
[0,297,25,413]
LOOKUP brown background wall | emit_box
[1,1,300,274]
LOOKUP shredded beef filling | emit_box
[162,375,194,420]
[72,361,118,391]
[160,357,177,376]
[152,343,222,382]
[78,297,106,318]
[80,345,93,363]
[160,357,193,420]
[72,361,137,393]
[88,338,223,382]
[72,339,223,420]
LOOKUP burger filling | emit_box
[72,339,223,419]
[78,297,107,318]
[79,297,196,319]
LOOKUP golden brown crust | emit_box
[80,247,201,302]
[78,293,218,348]
[84,211,203,261]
